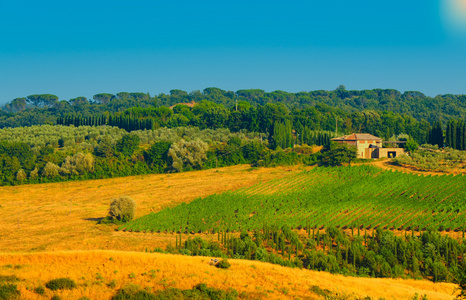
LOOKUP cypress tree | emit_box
[446,121,451,148]
[462,122,466,150]
[436,120,444,148]
[457,121,465,150]
[451,120,457,149]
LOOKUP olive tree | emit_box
[107,196,136,223]
[168,139,209,172]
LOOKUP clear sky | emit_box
[1,0,466,104]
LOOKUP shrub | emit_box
[153,284,239,300]
[51,296,61,300]
[0,275,20,282]
[216,259,231,269]
[107,196,137,223]
[45,278,77,290]
[0,283,20,300]
[34,286,46,295]
[107,280,117,289]
[112,284,156,300]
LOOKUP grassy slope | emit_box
[0,251,457,300]
[0,162,461,299]
[0,164,301,252]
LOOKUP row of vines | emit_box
[122,165,466,233]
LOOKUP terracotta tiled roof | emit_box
[331,133,382,141]
[169,101,197,109]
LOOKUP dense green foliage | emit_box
[33,286,45,295]
[2,88,453,146]
[0,124,328,186]
[0,284,20,300]
[427,121,444,148]
[321,143,358,166]
[215,259,231,269]
[3,88,466,127]
[123,165,466,233]
[446,120,466,150]
[53,100,432,146]
[0,125,281,186]
[45,278,77,290]
[393,146,466,172]
[163,226,466,284]
[112,283,240,300]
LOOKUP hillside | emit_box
[0,251,457,299]
[0,164,301,252]
[0,163,464,299]
[123,165,466,233]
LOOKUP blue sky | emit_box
[1,0,466,104]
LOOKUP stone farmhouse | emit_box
[331,133,405,159]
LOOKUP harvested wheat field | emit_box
[0,250,458,300]
[0,165,303,252]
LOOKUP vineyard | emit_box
[122,165,466,233]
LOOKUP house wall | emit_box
[374,148,405,158]
[356,140,382,159]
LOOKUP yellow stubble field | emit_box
[0,165,301,252]
[0,163,460,299]
[0,251,458,300]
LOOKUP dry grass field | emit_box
[0,251,458,300]
[0,163,462,299]
[0,165,302,252]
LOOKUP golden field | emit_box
[0,163,462,299]
[0,251,458,300]
[0,165,302,252]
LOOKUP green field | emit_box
[123,165,466,233]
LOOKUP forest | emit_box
[1,87,466,186]
[158,225,466,284]
[2,87,466,126]
[0,124,334,186]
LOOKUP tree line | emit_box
[156,225,466,284]
[1,87,466,142]
[51,100,431,146]
[3,87,466,124]
[0,125,324,186]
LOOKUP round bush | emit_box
[215,259,231,269]
[0,283,20,300]
[45,278,77,290]
[108,196,137,223]
[34,286,46,295]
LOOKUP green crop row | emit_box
[122,165,466,233]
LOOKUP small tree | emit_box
[168,139,209,172]
[455,265,466,299]
[107,196,136,223]
[405,139,419,153]
[16,169,27,182]
[42,162,60,178]
[29,167,39,180]
[115,134,140,157]
[321,142,358,166]
[95,137,114,158]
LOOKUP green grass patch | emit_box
[45,278,77,291]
